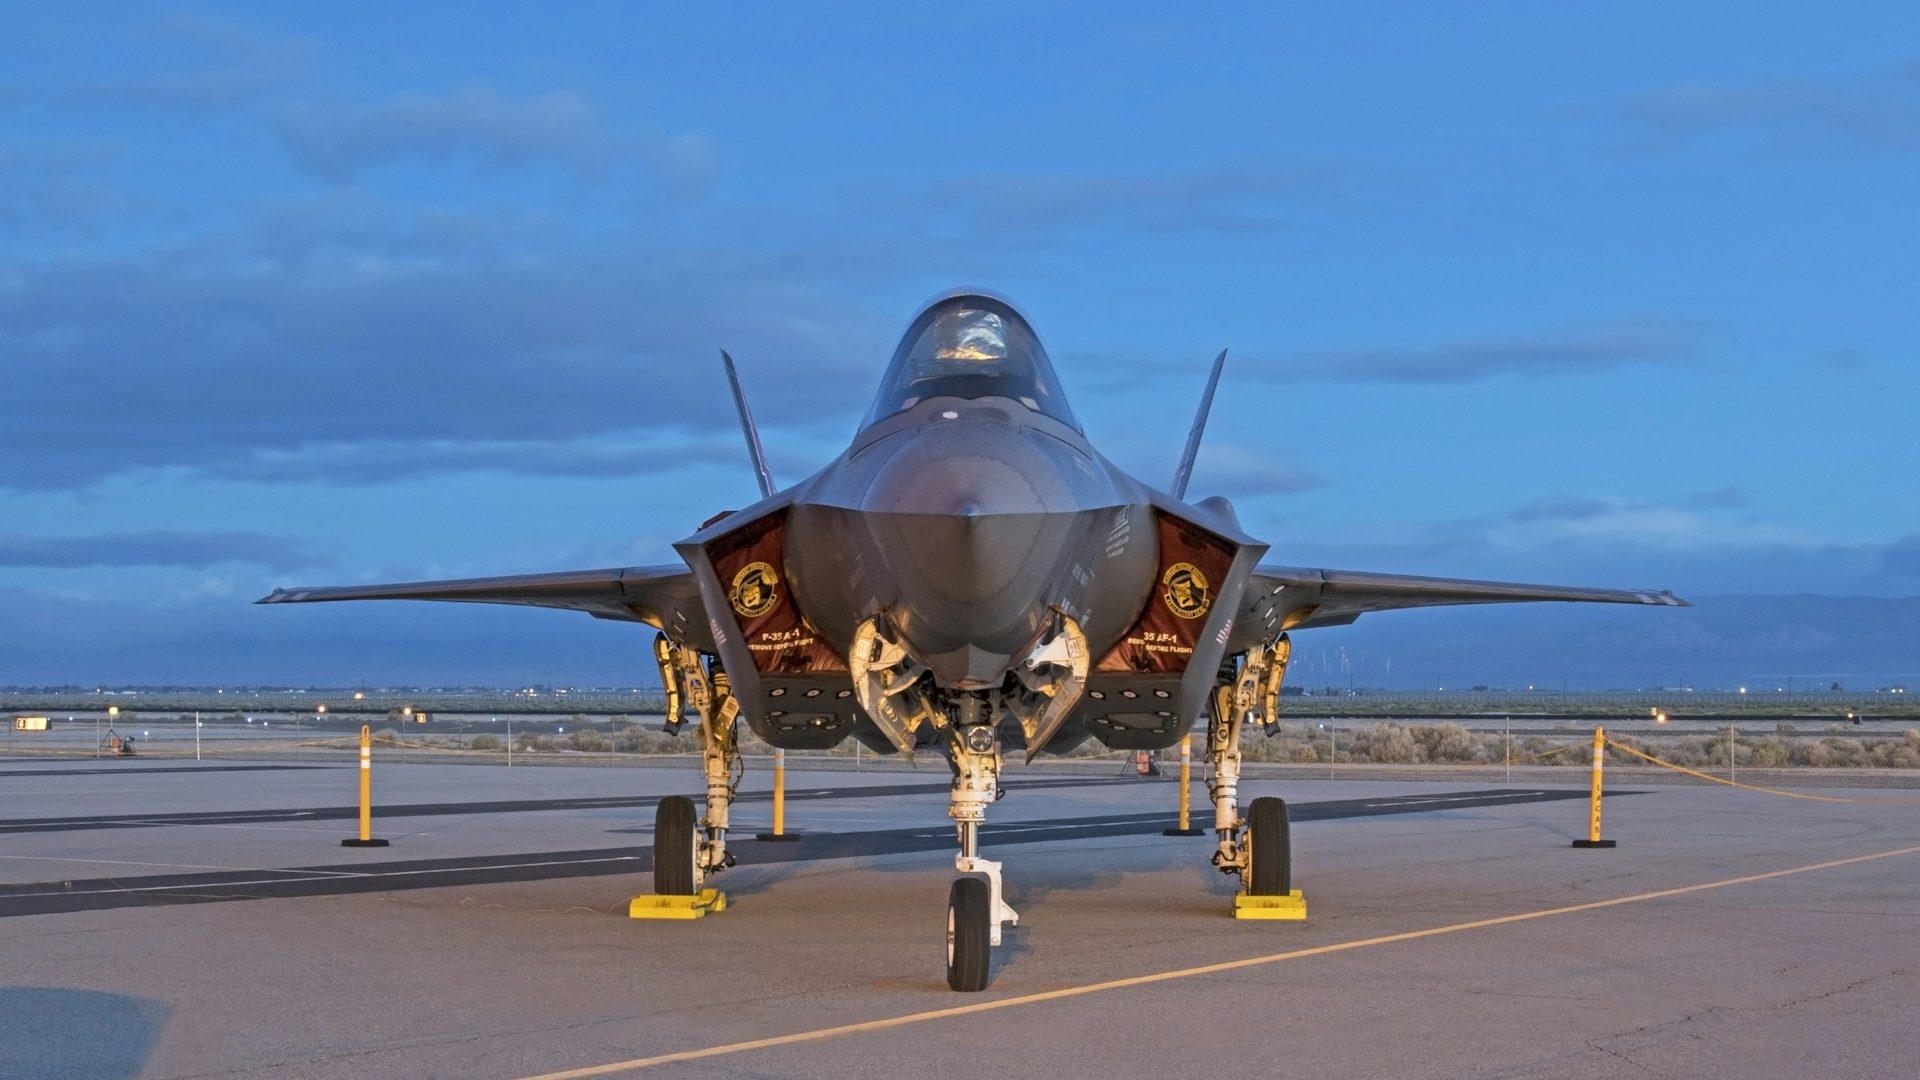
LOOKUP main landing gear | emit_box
[1203,644,1303,918]
[637,638,738,916]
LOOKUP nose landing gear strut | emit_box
[945,693,1016,991]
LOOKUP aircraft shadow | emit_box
[0,987,170,1080]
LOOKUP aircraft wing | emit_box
[1246,564,1687,632]
[256,564,709,638]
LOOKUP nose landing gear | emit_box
[945,694,1016,991]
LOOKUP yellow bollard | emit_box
[1164,734,1206,836]
[1571,725,1616,848]
[342,724,389,847]
[756,746,799,841]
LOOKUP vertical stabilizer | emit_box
[721,349,777,499]
[1170,349,1227,500]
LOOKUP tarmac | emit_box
[2,757,1917,1079]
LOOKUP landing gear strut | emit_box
[649,641,740,897]
[945,692,1016,992]
[1205,651,1296,901]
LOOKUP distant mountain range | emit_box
[1293,593,1920,692]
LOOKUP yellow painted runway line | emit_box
[514,843,1920,1080]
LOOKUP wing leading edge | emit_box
[257,564,710,644]
[1245,564,1687,632]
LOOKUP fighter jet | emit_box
[260,289,1686,990]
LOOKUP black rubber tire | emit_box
[654,796,698,896]
[1248,796,1292,896]
[946,877,992,992]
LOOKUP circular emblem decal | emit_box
[729,561,780,618]
[1161,562,1211,620]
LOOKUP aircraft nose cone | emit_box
[868,422,1051,519]
[866,509,1066,686]
[857,419,1091,686]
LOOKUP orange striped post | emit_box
[342,724,389,847]
[1164,735,1205,836]
[1571,726,1615,848]
[756,747,799,841]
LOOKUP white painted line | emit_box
[3,854,643,901]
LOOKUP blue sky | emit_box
[4,3,1917,686]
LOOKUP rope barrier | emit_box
[1602,735,1920,806]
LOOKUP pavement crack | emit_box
[1584,1037,1674,1077]
[1768,970,1902,1009]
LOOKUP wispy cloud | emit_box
[197,437,748,487]
[1255,495,1898,598]
[1243,320,1692,385]
[276,86,617,182]
[25,16,713,193]
[0,192,879,491]
[0,531,330,571]
[853,157,1346,244]
[1681,485,1750,511]
[1189,445,1323,499]
[1577,57,1920,155]
[1492,495,1806,549]
[71,13,322,111]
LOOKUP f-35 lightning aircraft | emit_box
[261,289,1686,991]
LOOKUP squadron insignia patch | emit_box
[1161,562,1210,620]
[730,561,780,618]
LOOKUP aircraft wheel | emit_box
[1248,796,1291,896]
[946,877,991,992]
[654,796,698,895]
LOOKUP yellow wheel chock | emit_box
[1234,889,1307,920]
[629,889,727,920]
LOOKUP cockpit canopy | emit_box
[861,292,1080,432]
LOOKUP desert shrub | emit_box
[1748,740,1790,768]
[610,728,701,753]
[1823,738,1870,767]
[1413,722,1486,764]
[1347,722,1420,764]
[1869,740,1920,768]
[568,728,608,752]
[469,734,501,750]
